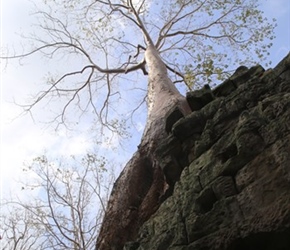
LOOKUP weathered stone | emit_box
[212,78,236,97]
[154,135,185,190]
[195,186,217,213]
[186,197,243,243]
[186,84,215,111]
[123,242,140,250]
[212,176,237,199]
[123,53,290,250]
[213,65,265,97]
[172,110,206,140]
[165,106,185,134]
[273,52,290,80]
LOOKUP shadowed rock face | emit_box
[124,52,290,250]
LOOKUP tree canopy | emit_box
[2,0,276,137]
[1,1,277,248]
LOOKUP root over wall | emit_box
[124,52,290,250]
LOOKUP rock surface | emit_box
[124,52,290,250]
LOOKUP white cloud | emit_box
[58,135,93,156]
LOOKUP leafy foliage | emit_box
[1,0,276,133]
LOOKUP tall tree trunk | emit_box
[96,44,191,250]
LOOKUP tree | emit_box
[0,154,114,250]
[1,0,276,249]
[0,206,47,250]
[2,0,275,132]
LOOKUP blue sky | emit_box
[260,0,290,65]
[0,0,289,200]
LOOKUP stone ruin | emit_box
[123,52,290,250]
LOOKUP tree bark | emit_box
[96,44,191,250]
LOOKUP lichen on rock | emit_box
[124,52,290,250]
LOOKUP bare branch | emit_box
[164,4,240,39]
[1,154,113,249]
[2,0,275,152]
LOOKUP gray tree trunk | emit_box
[96,44,191,250]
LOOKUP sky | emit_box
[0,0,290,201]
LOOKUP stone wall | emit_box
[124,53,290,250]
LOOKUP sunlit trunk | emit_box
[143,44,191,140]
[145,44,190,121]
[96,44,191,250]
